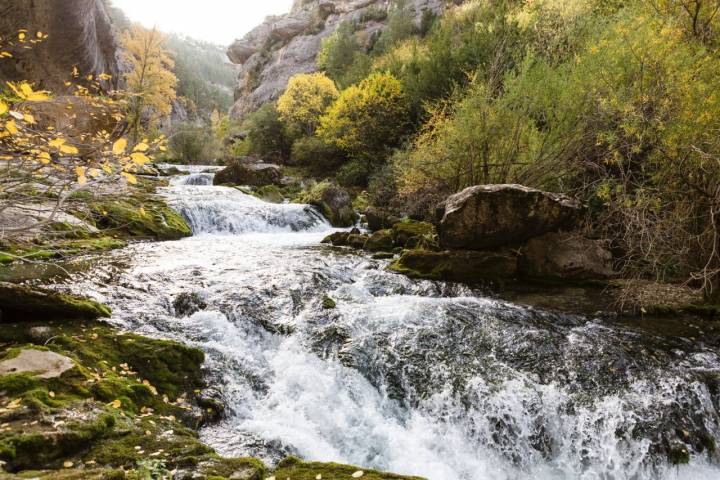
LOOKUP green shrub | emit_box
[291,136,343,170]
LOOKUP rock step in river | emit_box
[58,167,720,480]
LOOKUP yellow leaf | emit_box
[5,120,17,135]
[109,399,122,409]
[37,151,51,164]
[112,138,127,155]
[76,166,87,184]
[88,168,100,178]
[0,101,7,116]
[121,172,137,184]
[49,138,66,148]
[63,461,73,468]
[159,145,167,152]
[133,142,149,152]
[23,113,35,124]
[60,144,79,155]
[102,163,112,174]
[0,51,13,58]
[72,66,79,77]
[37,31,43,38]
[130,152,150,165]
[139,206,146,216]
[18,32,26,41]
[25,91,49,101]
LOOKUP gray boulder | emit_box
[0,349,75,379]
[438,184,582,250]
[519,232,617,280]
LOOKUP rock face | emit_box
[214,160,283,186]
[0,349,75,379]
[519,232,617,280]
[0,0,120,93]
[438,184,582,250]
[227,0,448,119]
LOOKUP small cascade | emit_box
[164,185,329,235]
[170,173,215,186]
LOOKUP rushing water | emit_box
[59,169,720,480]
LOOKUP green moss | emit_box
[0,373,39,396]
[392,220,437,249]
[668,443,690,465]
[273,457,425,480]
[88,199,191,241]
[389,250,517,283]
[0,282,111,322]
[322,296,337,309]
[254,185,285,204]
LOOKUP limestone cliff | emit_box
[0,0,120,92]
[227,0,447,119]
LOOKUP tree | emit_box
[121,25,177,141]
[317,72,409,165]
[277,73,339,136]
[317,21,370,88]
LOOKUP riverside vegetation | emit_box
[2,0,720,479]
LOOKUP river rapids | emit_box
[59,168,720,480]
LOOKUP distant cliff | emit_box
[0,0,120,92]
[227,0,447,119]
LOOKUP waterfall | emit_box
[65,168,720,480]
[164,184,329,235]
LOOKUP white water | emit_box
[64,175,720,480]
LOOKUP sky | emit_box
[112,0,295,46]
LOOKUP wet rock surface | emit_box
[214,160,284,187]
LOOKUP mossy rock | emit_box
[273,457,426,480]
[254,185,285,204]
[364,229,394,252]
[301,182,357,227]
[322,296,337,309]
[347,234,369,250]
[0,282,111,322]
[322,231,350,246]
[88,198,191,241]
[389,249,517,283]
[392,220,437,249]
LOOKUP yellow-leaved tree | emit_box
[277,73,339,136]
[0,31,166,257]
[121,25,177,141]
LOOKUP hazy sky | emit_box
[112,0,295,45]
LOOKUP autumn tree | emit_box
[121,25,177,141]
[277,73,339,136]
[317,72,409,164]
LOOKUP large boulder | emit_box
[214,160,283,187]
[438,184,582,250]
[392,219,437,249]
[519,232,617,280]
[0,282,111,322]
[302,182,357,227]
[390,249,517,283]
[365,207,401,232]
[364,229,394,252]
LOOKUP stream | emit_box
[55,167,720,479]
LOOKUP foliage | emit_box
[317,21,371,88]
[291,136,342,171]
[238,103,292,162]
[121,25,178,141]
[0,30,167,251]
[277,73,339,136]
[168,122,222,164]
[317,72,409,169]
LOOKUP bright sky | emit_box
[112,0,295,46]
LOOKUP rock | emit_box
[255,185,285,203]
[372,252,395,260]
[519,232,617,280]
[390,249,518,283]
[0,0,120,93]
[392,219,437,248]
[364,229,394,252]
[302,182,357,227]
[228,0,450,120]
[0,349,75,379]
[214,160,283,187]
[322,296,337,309]
[347,234,369,249]
[438,184,582,250]
[173,292,208,318]
[27,326,53,343]
[0,282,111,322]
[365,207,401,232]
[322,231,350,246]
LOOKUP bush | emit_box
[317,72,409,165]
[291,137,343,171]
[317,21,371,88]
[336,159,371,187]
[240,103,292,162]
[168,123,221,164]
[277,73,339,136]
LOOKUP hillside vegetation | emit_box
[234,0,720,301]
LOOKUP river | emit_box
[57,168,720,480]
